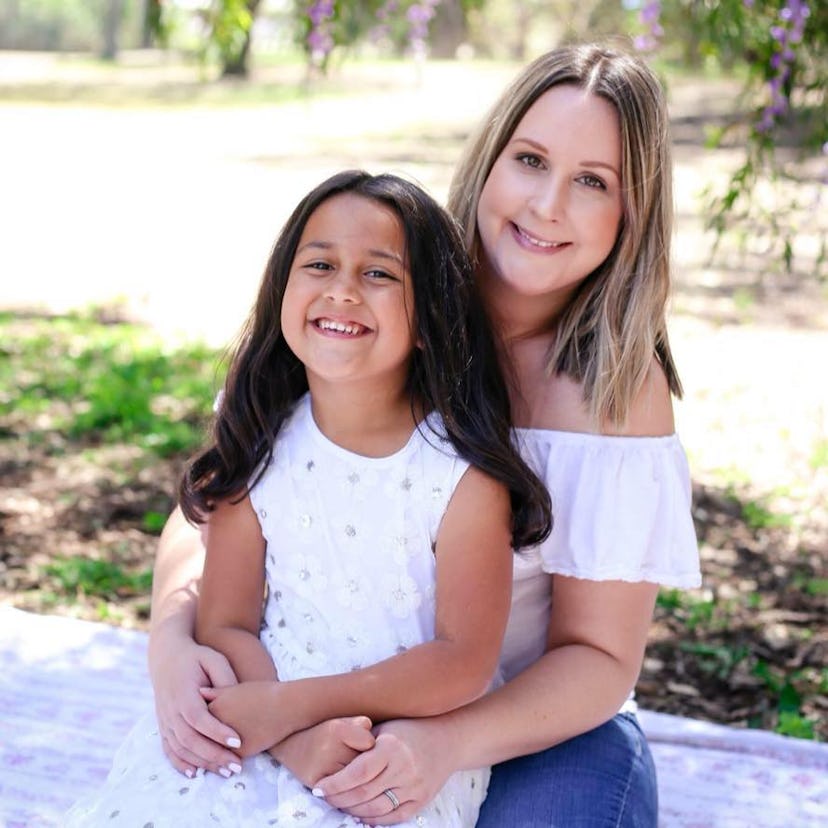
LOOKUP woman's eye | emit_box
[306,261,332,271]
[578,174,606,190]
[517,153,544,169]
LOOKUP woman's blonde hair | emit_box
[448,43,682,426]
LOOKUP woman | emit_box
[148,43,700,826]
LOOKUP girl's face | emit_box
[281,193,416,394]
[476,84,623,310]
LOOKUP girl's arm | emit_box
[312,364,673,823]
[317,578,657,824]
[195,494,276,683]
[204,465,514,757]
[148,507,242,776]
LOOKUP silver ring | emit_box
[382,788,400,810]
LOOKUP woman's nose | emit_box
[530,177,566,221]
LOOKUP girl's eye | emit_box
[578,174,607,190]
[516,153,544,170]
[365,269,397,281]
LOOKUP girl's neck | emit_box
[307,380,422,458]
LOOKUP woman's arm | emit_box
[148,507,243,776]
[312,363,673,822]
[204,465,514,756]
[313,578,658,823]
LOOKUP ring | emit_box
[382,788,400,810]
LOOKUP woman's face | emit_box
[476,84,624,308]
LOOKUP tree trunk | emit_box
[101,0,123,61]
[429,0,468,59]
[221,0,262,78]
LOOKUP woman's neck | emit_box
[477,261,570,342]
[307,380,421,458]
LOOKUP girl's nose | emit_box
[324,269,361,303]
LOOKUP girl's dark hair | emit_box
[179,170,551,549]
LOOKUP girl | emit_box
[149,44,702,826]
[65,171,551,827]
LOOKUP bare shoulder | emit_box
[615,357,675,437]
[447,463,511,516]
[529,357,674,436]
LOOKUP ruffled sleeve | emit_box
[516,429,701,588]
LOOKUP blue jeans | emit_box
[476,713,657,827]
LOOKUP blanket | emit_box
[1,606,826,827]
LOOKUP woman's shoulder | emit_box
[528,356,674,438]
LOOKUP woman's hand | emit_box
[313,718,457,825]
[151,637,242,777]
[269,717,376,788]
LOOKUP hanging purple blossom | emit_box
[306,0,335,65]
[406,0,441,58]
[757,0,811,134]
[634,0,663,53]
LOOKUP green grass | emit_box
[45,556,152,599]
[0,310,223,457]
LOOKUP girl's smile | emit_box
[312,317,371,336]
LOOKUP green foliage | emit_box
[200,0,258,75]
[142,510,169,535]
[659,0,827,280]
[45,556,152,599]
[0,311,222,458]
[679,641,750,680]
[752,659,819,739]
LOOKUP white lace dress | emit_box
[65,394,490,827]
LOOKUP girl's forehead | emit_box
[296,193,408,261]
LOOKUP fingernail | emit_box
[228,762,242,774]
[184,768,194,779]
[226,737,241,749]
[311,787,324,797]
[219,767,232,778]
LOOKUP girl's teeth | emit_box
[318,320,362,335]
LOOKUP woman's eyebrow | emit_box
[580,160,620,177]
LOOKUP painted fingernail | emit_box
[311,787,324,797]
[184,768,194,779]
[226,737,241,749]
[228,762,242,774]
[219,767,232,778]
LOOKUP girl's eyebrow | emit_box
[510,136,620,178]
[296,240,404,265]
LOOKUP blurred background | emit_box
[1,0,826,740]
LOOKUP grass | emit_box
[0,309,223,457]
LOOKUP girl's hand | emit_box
[201,681,289,756]
[269,717,376,788]
[314,718,456,825]
[152,640,242,777]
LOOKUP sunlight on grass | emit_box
[0,310,223,456]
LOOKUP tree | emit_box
[637,0,826,279]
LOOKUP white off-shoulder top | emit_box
[500,428,701,683]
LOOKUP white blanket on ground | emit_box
[1,606,826,827]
